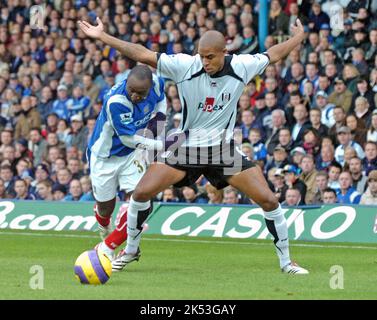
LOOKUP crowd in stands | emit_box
[1,0,377,205]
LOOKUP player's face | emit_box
[126,77,151,104]
[198,45,226,75]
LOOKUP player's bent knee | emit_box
[132,186,153,202]
[260,194,279,212]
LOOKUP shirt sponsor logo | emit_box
[198,97,224,112]
[119,112,133,124]
[135,113,153,127]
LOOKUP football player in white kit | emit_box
[88,65,166,267]
[79,17,309,274]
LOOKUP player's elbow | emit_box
[139,51,158,69]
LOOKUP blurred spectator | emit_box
[52,184,67,201]
[309,107,328,137]
[328,162,342,190]
[337,171,361,204]
[343,146,357,170]
[322,187,338,204]
[205,183,224,204]
[249,128,267,163]
[349,156,368,194]
[55,168,72,189]
[37,87,54,123]
[0,129,14,154]
[241,142,253,161]
[360,170,377,204]
[346,113,367,146]
[67,158,84,180]
[265,145,289,173]
[312,171,329,204]
[282,187,304,206]
[223,186,240,205]
[328,77,353,114]
[238,109,255,140]
[181,185,207,204]
[14,178,35,200]
[363,141,377,175]
[269,0,289,36]
[277,127,294,154]
[283,164,307,202]
[0,164,15,198]
[328,106,346,143]
[51,85,71,121]
[64,179,83,201]
[291,103,311,147]
[67,85,90,118]
[315,91,335,128]
[290,146,306,168]
[301,128,321,156]
[308,2,330,33]
[0,177,8,199]
[161,186,180,203]
[299,154,318,204]
[334,126,365,166]
[67,114,88,154]
[14,96,41,140]
[29,128,47,167]
[350,76,376,113]
[316,144,335,171]
[367,110,377,142]
[36,180,53,201]
[265,109,286,155]
[82,73,100,110]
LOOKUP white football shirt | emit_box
[157,52,269,147]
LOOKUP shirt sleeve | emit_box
[106,94,135,136]
[157,53,196,83]
[237,53,270,83]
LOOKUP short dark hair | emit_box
[14,178,27,186]
[129,65,153,84]
[317,171,328,179]
[323,188,336,196]
[290,90,302,97]
[329,161,342,171]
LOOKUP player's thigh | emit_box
[227,166,278,211]
[90,154,119,202]
[118,152,146,193]
[133,162,187,201]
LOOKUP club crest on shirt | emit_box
[144,105,149,113]
[119,112,133,125]
[222,92,231,103]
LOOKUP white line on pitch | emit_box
[0,230,376,250]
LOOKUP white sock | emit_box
[98,241,114,258]
[125,196,150,255]
[264,204,291,268]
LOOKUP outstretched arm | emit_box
[267,19,305,64]
[78,17,157,68]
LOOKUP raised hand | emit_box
[290,19,305,38]
[78,17,104,39]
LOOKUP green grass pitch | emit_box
[0,229,376,300]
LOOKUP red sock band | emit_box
[104,205,128,250]
[95,212,110,227]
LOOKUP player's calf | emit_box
[94,204,112,240]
